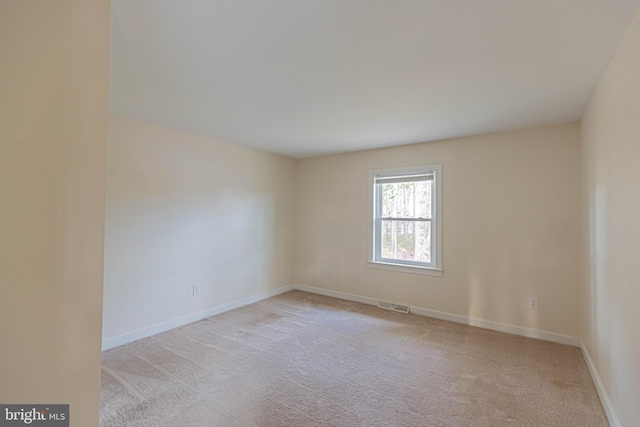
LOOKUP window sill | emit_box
[367,261,443,277]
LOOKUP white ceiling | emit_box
[110,0,640,158]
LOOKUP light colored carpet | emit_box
[100,290,607,427]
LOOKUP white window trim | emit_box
[368,164,443,275]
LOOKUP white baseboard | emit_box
[410,306,579,346]
[291,284,579,347]
[103,282,579,350]
[101,285,295,351]
[580,340,620,427]
[294,284,379,307]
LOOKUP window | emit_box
[369,165,442,275]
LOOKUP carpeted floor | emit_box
[100,291,607,426]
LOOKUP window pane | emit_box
[381,220,431,263]
[381,180,432,218]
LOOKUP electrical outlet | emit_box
[324,268,332,277]
[192,284,201,296]
[529,296,539,310]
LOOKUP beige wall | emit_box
[580,6,640,427]
[296,124,581,337]
[102,116,296,343]
[0,1,110,426]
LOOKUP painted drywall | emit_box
[0,1,110,426]
[580,6,640,426]
[295,124,581,337]
[102,116,296,343]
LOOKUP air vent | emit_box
[377,301,410,314]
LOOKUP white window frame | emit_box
[368,164,443,276]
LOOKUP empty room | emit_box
[2,1,640,426]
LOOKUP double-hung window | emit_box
[369,165,442,275]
